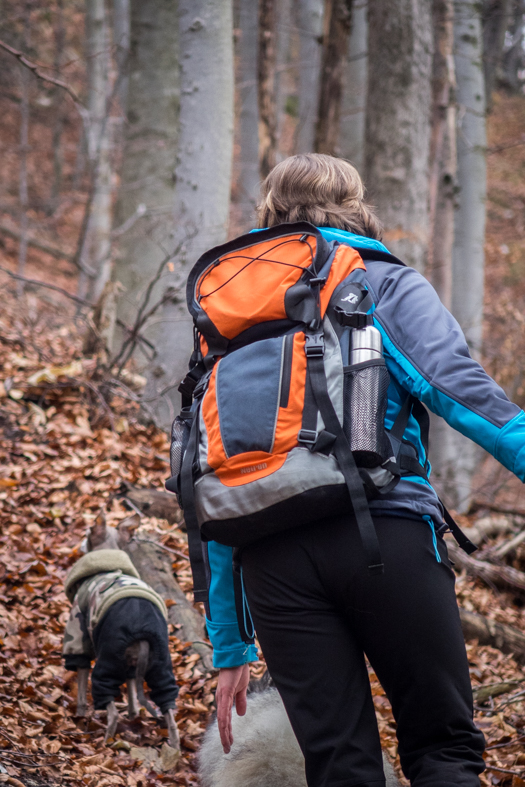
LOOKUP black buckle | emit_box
[334,308,372,329]
[193,371,211,399]
[298,429,318,445]
[304,333,325,357]
[308,277,327,287]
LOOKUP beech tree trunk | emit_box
[258,0,277,177]
[50,0,66,210]
[501,0,525,92]
[236,0,260,230]
[450,0,487,512]
[339,0,367,170]
[295,0,324,153]
[163,0,234,428]
[79,0,114,302]
[112,0,130,113]
[483,0,512,108]
[275,0,293,153]
[365,0,433,273]
[426,0,457,494]
[315,0,353,155]
[112,0,181,423]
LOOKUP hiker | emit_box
[173,154,525,787]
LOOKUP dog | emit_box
[62,513,180,749]
[198,675,400,787]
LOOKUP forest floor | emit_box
[1,93,525,786]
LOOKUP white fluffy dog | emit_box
[198,684,399,787]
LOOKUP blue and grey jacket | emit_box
[204,226,525,668]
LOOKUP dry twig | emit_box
[0,38,84,108]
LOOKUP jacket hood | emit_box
[65,549,140,602]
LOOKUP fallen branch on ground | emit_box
[470,500,525,519]
[119,482,182,526]
[473,679,525,705]
[459,607,525,664]
[0,223,75,264]
[123,536,213,672]
[448,540,525,595]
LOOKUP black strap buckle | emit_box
[305,333,325,357]
[193,371,211,399]
[308,277,327,287]
[298,429,318,445]
[334,308,372,329]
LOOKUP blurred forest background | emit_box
[1,0,525,510]
[2,1,525,785]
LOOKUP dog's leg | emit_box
[105,701,119,742]
[134,640,160,719]
[127,677,139,718]
[164,708,180,750]
[76,667,90,717]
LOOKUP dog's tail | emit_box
[135,640,160,719]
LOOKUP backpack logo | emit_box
[341,292,359,304]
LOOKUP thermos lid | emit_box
[351,325,383,354]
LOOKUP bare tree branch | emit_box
[0,38,84,108]
[0,223,74,264]
[0,264,91,306]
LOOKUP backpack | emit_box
[166,222,476,602]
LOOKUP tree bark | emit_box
[258,0,277,178]
[17,6,31,297]
[315,0,354,155]
[450,0,487,512]
[79,0,114,302]
[50,0,66,211]
[112,0,180,424]
[295,0,324,154]
[429,0,456,309]
[163,0,234,428]
[339,0,367,170]
[460,607,525,664]
[118,482,182,525]
[275,0,293,154]
[112,0,130,113]
[123,537,213,671]
[501,0,525,92]
[237,0,260,230]
[365,0,433,273]
[448,540,525,596]
[483,0,512,109]
[426,0,457,495]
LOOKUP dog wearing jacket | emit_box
[198,675,399,787]
[62,514,179,748]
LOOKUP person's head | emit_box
[256,153,382,240]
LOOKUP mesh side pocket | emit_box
[343,360,392,468]
[170,410,192,478]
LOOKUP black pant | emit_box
[241,515,485,787]
[92,597,178,713]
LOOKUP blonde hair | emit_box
[256,153,383,240]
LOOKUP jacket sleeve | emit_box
[366,262,525,480]
[205,541,259,669]
[62,598,94,670]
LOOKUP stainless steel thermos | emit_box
[344,322,392,467]
[350,324,383,365]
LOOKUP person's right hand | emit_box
[215,663,250,753]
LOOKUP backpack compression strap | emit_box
[179,404,209,603]
[304,332,384,575]
[388,393,478,555]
